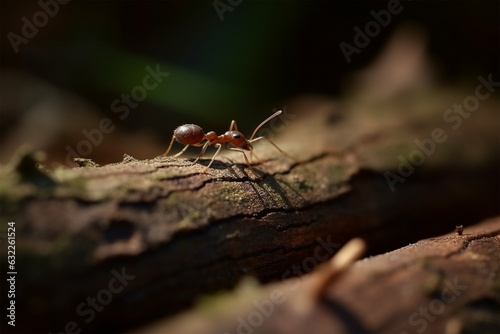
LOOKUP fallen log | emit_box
[1,83,498,332]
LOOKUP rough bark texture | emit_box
[1,88,498,333]
[135,217,500,334]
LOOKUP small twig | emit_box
[291,238,367,317]
[310,238,367,300]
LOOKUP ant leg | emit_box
[201,143,222,172]
[249,149,262,164]
[226,147,261,179]
[172,144,190,158]
[249,136,298,162]
[162,136,205,158]
[162,136,177,157]
[193,141,211,164]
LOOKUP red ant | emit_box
[161,110,296,179]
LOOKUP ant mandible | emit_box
[161,110,296,179]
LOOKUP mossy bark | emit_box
[1,88,498,333]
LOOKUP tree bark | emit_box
[136,217,500,334]
[1,90,498,333]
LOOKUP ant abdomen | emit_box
[174,124,205,145]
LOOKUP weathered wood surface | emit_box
[135,217,500,334]
[0,85,498,332]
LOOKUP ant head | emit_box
[174,124,205,145]
[224,131,252,150]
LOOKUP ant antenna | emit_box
[249,110,282,141]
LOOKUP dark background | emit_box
[1,0,499,166]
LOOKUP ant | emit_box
[161,110,296,179]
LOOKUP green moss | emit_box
[60,176,88,191]
[178,211,202,229]
[219,182,251,204]
[162,193,182,211]
[293,179,314,192]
